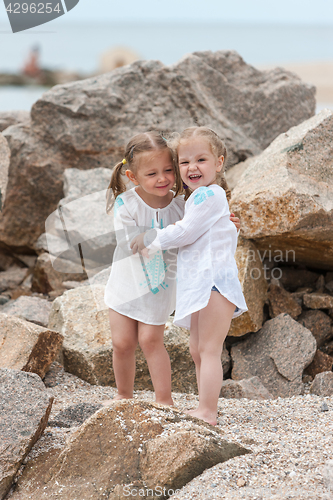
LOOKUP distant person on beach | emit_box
[22,44,41,79]
[131,127,247,425]
[102,131,240,408]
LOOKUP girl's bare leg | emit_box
[138,322,174,406]
[189,311,200,393]
[186,292,235,425]
[104,309,138,402]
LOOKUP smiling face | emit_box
[125,149,176,206]
[178,138,224,190]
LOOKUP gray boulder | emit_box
[0,50,315,251]
[231,313,316,397]
[0,369,53,500]
[0,295,52,327]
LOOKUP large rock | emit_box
[48,285,230,392]
[230,109,333,270]
[0,133,10,210]
[228,238,267,337]
[8,400,249,500]
[0,50,315,251]
[0,369,53,500]
[0,313,63,378]
[37,167,116,279]
[231,313,316,397]
[0,295,52,327]
[297,310,333,348]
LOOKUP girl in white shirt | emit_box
[104,131,240,407]
[131,127,247,425]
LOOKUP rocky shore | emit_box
[0,50,332,499]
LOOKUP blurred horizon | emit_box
[0,0,332,112]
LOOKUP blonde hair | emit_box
[170,126,231,202]
[106,131,182,213]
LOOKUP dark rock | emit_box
[297,310,332,348]
[0,368,53,499]
[305,350,333,378]
[231,313,316,397]
[268,284,302,319]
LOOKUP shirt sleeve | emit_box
[146,186,230,251]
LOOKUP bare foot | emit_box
[101,394,132,406]
[185,408,217,426]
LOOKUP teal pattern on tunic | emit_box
[140,217,168,294]
[114,196,124,215]
[194,187,214,205]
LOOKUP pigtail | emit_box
[106,160,127,214]
[219,148,231,202]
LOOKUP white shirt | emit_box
[104,187,184,325]
[146,184,248,329]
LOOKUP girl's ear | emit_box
[125,169,139,185]
[216,155,224,173]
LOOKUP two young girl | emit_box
[104,128,247,424]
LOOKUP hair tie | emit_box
[122,158,127,165]
[183,182,188,190]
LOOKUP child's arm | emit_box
[131,186,230,254]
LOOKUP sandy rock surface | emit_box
[9,400,248,500]
[230,109,333,269]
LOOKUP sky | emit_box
[60,0,333,25]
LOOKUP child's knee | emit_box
[113,338,137,355]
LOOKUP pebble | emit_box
[320,402,329,412]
